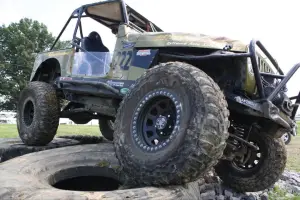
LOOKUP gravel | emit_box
[197,170,300,200]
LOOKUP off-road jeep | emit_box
[17,0,300,192]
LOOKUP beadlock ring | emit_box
[131,89,182,152]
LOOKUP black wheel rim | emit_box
[232,140,262,172]
[23,100,34,126]
[131,89,182,152]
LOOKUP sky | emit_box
[0,0,299,104]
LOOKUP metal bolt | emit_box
[168,115,170,117]
[169,126,171,128]
[160,132,163,135]
[154,139,159,145]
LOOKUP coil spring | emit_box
[229,122,247,147]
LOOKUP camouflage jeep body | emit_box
[28,0,298,133]
[30,26,271,98]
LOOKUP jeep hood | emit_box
[133,32,248,52]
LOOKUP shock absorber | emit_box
[229,122,258,150]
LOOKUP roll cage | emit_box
[50,0,162,50]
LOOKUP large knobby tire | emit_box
[17,81,60,146]
[0,143,204,200]
[214,130,287,192]
[99,119,115,141]
[113,61,230,186]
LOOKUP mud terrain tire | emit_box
[214,130,287,192]
[99,119,115,141]
[114,61,230,186]
[0,143,204,200]
[17,81,60,146]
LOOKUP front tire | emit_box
[17,81,60,146]
[214,129,287,192]
[113,62,230,186]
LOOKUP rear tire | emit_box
[113,61,230,186]
[214,129,287,192]
[17,81,60,146]
[99,119,114,141]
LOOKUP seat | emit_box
[80,31,109,52]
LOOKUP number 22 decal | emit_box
[116,50,133,70]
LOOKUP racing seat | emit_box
[79,31,110,76]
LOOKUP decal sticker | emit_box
[234,96,258,108]
[115,50,133,70]
[136,49,151,56]
[122,41,135,49]
[120,88,130,94]
[106,80,124,87]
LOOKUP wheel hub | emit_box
[23,100,34,126]
[155,115,168,130]
[282,133,289,142]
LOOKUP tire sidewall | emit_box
[17,87,39,138]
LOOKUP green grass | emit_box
[268,185,300,200]
[0,124,100,138]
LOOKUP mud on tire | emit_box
[113,61,230,186]
[214,129,287,192]
[17,81,60,146]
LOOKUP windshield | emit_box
[72,52,112,77]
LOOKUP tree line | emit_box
[0,18,70,111]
